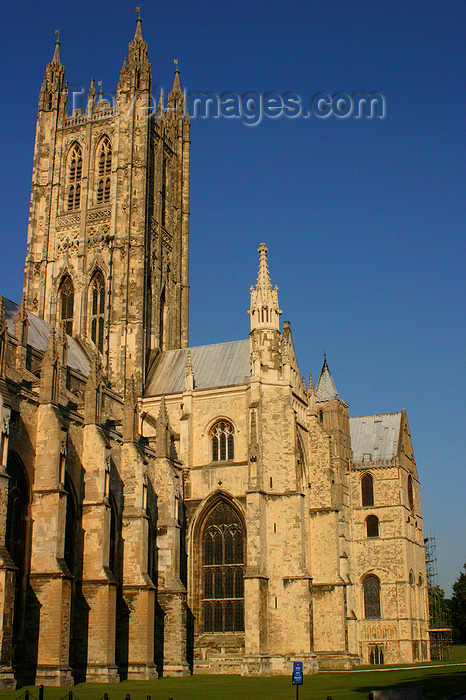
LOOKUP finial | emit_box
[323,349,327,363]
[135,6,141,20]
[174,58,179,72]
[97,79,103,101]
[55,28,60,45]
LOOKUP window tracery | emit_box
[58,275,74,336]
[211,421,234,462]
[202,501,244,632]
[89,271,105,352]
[67,143,82,210]
[96,136,111,204]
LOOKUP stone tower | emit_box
[23,21,190,394]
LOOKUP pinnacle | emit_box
[51,35,61,66]
[256,242,273,292]
[133,17,143,43]
[172,59,181,92]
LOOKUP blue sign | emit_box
[292,661,303,685]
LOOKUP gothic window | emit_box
[6,455,29,641]
[211,421,234,462]
[364,574,381,619]
[407,474,414,513]
[58,275,74,336]
[366,514,379,538]
[67,143,82,210]
[202,501,244,633]
[89,271,105,352]
[369,645,384,665]
[64,474,78,575]
[96,137,111,204]
[361,473,374,507]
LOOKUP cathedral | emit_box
[0,22,430,689]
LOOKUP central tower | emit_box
[23,20,190,394]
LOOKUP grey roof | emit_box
[315,359,339,402]
[3,297,89,377]
[145,340,250,396]
[349,412,401,462]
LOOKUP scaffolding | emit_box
[425,534,452,660]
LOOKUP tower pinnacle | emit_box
[248,243,282,332]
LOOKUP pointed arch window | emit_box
[366,514,379,538]
[407,474,414,513]
[361,473,374,507]
[97,137,112,204]
[6,455,29,641]
[364,574,381,618]
[90,271,105,352]
[211,421,234,462]
[202,501,244,632]
[67,143,82,210]
[58,275,74,336]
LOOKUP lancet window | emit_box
[361,473,374,507]
[96,137,112,204]
[67,143,82,210]
[58,275,74,336]
[407,474,414,513]
[90,271,105,353]
[364,574,381,619]
[211,420,234,462]
[202,501,244,632]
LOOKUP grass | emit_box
[1,648,464,700]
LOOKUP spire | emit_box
[248,243,282,332]
[172,58,181,92]
[315,356,340,402]
[52,30,61,66]
[133,16,143,42]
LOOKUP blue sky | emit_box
[0,0,464,594]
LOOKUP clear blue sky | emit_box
[0,0,464,595]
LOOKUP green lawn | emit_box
[1,650,465,700]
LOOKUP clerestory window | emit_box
[211,421,234,462]
[58,275,74,336]
[366,514,379,538]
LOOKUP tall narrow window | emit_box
[97,136,111,204]
[366,514,379,538]
[6,456,29,642]
[407,474,414,513]
[361,473,374,507]
[67,143,82,210]
[211,421,234,462]
[90,271,105,352]
[58,275,74,336]
[364,574,381,618]
[202,501,244,632]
